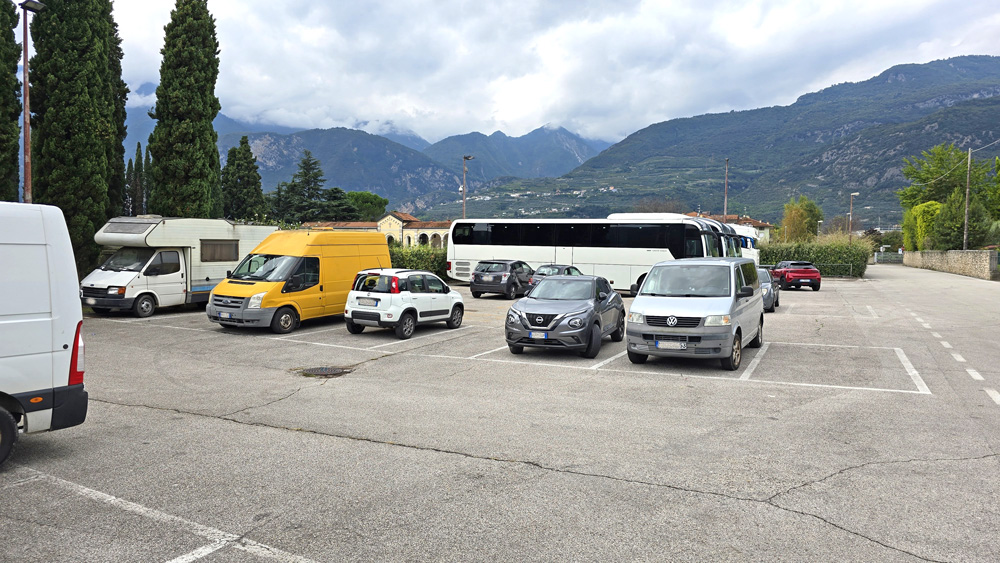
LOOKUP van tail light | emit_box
[69,320,85,386]
[447,261,452,272]
[390,276,400,293]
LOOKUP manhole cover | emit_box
[300,367,351,378]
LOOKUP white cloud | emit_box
[109,0,1000,143]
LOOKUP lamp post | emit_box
[849,192,860,244]
[461,155,474,219]
[817,220,823,236]
[20,0,44,204]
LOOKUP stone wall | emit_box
[903,250,1000,280]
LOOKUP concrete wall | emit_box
[903,250,1000,281]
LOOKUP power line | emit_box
[906,138,1000,186]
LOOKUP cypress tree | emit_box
[104,3,128,219]
[221,136,266,220]
[130,142,143,215]
[124,157,134,215]
[147,0,221,218]
[0,2,19,202]
[29,0,125,274]
[142,144,152,214]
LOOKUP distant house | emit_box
[304,211,452,248]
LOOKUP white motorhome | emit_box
[1,202,88,467]
[80,216,277,317]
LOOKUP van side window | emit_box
[735,266,746,289]
[286,257,319,292]
[146,251,180,276]
[740,262,759,288]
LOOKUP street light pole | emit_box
[20,1,45,203]
[817,220,823,236]
[723,158,729,220]
[461,155,474,219]
[849,192,860,244]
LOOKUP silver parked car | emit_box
[626,257,764,370]
[758,267,780,312]
[505,275,625,358]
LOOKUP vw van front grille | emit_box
[646,315,701,328]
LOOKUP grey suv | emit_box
[470,259,533,299]
[505,275,625,358]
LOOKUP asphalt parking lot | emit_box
[2,264,999,561]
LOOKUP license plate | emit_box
[482,275,494,282]
[358,297,378,306]
[529,331,547,339]
[656,341,686,350]
[219,312,232,319]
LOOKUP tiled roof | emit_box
[407,221,452,229]
[302,221,379,229]
[391,212,420,222]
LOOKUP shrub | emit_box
[760,235,871,277]
[388,245,448,278]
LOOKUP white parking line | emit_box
[922,323,932,329]
[367,326,474,349]
[739,342,769,381]
[915,317,925,323]
[952,353,966,363]
[968,369,984,381]
[895,348,931,394]
[866,305,878,318]
[985,389,1000,406]
[590,350,627,369]
[931,332,942,338]
[470,345,509,358]
[166,541,229,563]
[940,341,952,349]
[11,467,316,563]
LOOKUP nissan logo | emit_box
[666,316,678,326]
[535,316,544,325]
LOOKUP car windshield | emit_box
[529,278,593,300]
[100,247,155,272]
[640,265,731,297]
[536,265,561,276]
[757,269,772,282]
[475,262,508,273]
[229,254,299,281]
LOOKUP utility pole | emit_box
[723,158,729,221]
[963,147,971,250]
[461,155,474,219]
[849,192,859,244]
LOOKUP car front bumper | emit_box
[206,303,278,328]
[505,322,590,351]
[82,296,135,310]
[625,325,734,359]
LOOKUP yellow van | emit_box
[206,230,390,333]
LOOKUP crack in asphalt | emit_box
[90,397,991,561]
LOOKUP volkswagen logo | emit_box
[666,315,678,327]
[535,316,544,325]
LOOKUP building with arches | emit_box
[304,211,451,248]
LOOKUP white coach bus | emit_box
[446,215,738,292]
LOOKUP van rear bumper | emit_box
[12,384,88,431]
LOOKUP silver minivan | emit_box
[625,257,763,370]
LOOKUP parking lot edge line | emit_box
[590,350,627,369]
[769,341,894,350]
[367,326,474,349]
[740,342,769,380]
[268,337,386,353]
[165,540,229,563]
[895,348,931,394]
[866,305,878,318]
[951,352,966,363]
[746,378,930,394]
[967,369,984,381]
[470,345,509,358]
[985,389,1000,405]
[940,341,952,348]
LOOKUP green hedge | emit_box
[760,241,871,278]
[388,245,448,278]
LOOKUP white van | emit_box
[80,216,276,317]
[0,202,88,467]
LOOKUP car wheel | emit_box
[780,278,788,290]
[133,294,156,318]
[446,305,464,329]
[765,300,775,313]
[793,284,801,289]
[91,307,112,315]
[394,312,416,339]
[508,344,523,354]
[813,283,821,291]
[610,312,625,342]
[504,283,516,300]
[472,291,482,298]
[345,319,365,334]
[0,407,17,467]
[748,316,763,348]
[270,307,298,334]
[775,295,780,308]
[720,333,742,370]
[580,324,602,358]
[627,350,647,364]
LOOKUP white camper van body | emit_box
[0,202,88,467]
[80,216,277,317]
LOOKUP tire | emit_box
[775,295,780,308]
[627,350,647,364]
[580,324,602,358]
[91,307,112,315]
[813,283,821,291]
[748,316,763,348]
[446,305,464,329]
[345,319,365,334]
[472,291,482,299]
[0,407,17,468]
[504,283,516,300]
[610,312,625,342]
[133,294,156,318]
[780,278,788,290]
[508,344,523,354]
[721,332,742,370]
[394,312,416,339]
[765,299,775,313]
[794,284,801,289]
[270,307,297,334]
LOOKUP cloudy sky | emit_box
[103,0,1000,143]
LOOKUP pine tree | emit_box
[221,136,266,220]
[147,0,221,218]
[0,2,19,202]
[29,0,126,274]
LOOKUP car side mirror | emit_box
[286,274,303,291]
[599,291,608,301]
[737,285,753,298]
[630,283,639,296]
[226,270,232,278]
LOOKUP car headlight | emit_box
[628,312,644,324]
[762,287,769,295]
[507,310,519,324]
[106,286,125,295]
[568,317,584,329]
[705,315,731,326]
[247,292,267,309]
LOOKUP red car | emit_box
[770,261,821,291]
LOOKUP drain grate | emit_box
[300,367,351,378]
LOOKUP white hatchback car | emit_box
[345,268,465,339]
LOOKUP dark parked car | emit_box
[529,264,583,285]
[505,275,625,358]
[470,260,533,299]
[758,267,780,312]
[771,261,822,291]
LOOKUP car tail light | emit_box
[447,261,452,271]
[390,276,400,293]
[501,273,510,282]
[69,320,85,385]
[529,277,534,284]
